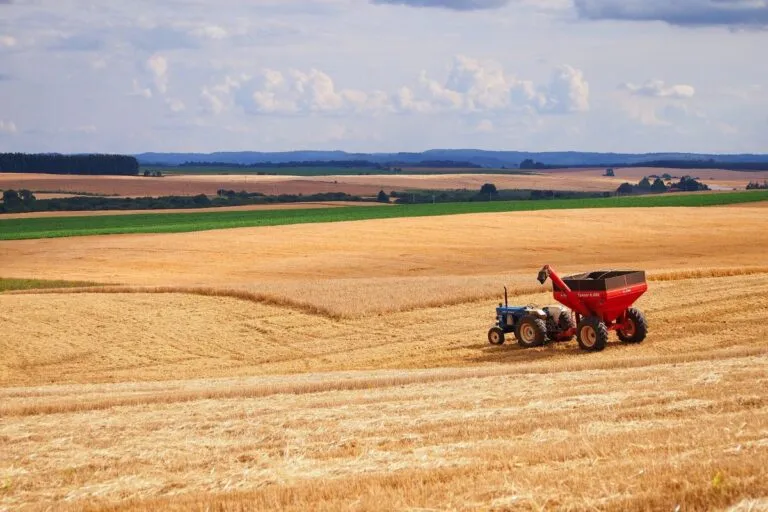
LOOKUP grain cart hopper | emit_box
[536,265,648,351]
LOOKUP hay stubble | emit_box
[1,205,767,511]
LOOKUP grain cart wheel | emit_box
[515,315,547,348]
[488,327,505,345]
[556,310,576,341]
[577,316,608,351]
[617,307,647,343]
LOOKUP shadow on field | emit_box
[470,339,628,364]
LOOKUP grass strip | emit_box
[0,278,104,292]
[1,190,766,241]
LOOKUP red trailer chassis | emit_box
[537,265,648,351]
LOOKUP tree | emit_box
[376,190,389,203]
[616,183,634,195]
[638,177,652,190]
[19,189,35,203]
[604,168,615,177]
[675,176,710,191]
[480,183,497,195]
[651,178,667,193]
[2,189,20,204]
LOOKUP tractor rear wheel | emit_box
[577,316,608,351]
[617,307,647,343]
[515,315,547,348]
[488,327,505,345]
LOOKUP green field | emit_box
[1,190,766,241]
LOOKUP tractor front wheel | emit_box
[617,307,647,343]
[488,327,505,345]
[515,315,547,348]
[577,316,608,351]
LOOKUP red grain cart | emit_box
[537,265,648,351]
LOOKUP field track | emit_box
[1,204,767,511]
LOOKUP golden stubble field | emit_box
[1,204,767,511]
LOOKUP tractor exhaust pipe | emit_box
[504,286,508,307]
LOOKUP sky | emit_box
[0,0,766,154]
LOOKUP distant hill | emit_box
[136,149,768,168]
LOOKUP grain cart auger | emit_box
[536,265,648,351]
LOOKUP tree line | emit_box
[616,175,710,195]
[0,153,139,175]
[0,189,374,213]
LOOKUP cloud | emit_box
[211,57,589,119]
[0,120,17,134]
[166,98,186,113]
[406,56,589,114]
[236,69,388,115]
[574,0,768,27]
[371,0,511,10]
[620,80,695,99]
[616,79,702,127]
[0,35,16,47]
[130,79,153,99]
[544,64,590,113]
[146,54,169,94]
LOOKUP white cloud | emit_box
[620,80,696,99]
[166,98,186,113]
[190,25,229,40]
[146,54,169,94]
[238,68,387,115]
[0,120,17,134]
[474,119,495,132]
[403,56,589,114]
[200,87,226,114]
[543,65,590,113]
[0,35,16,48]
[130,79,153,99]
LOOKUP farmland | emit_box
[1,201,767,511]
[4,167,768,200]
[2,190,767,240]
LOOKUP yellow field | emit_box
[1,205,767,510]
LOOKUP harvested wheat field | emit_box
[1,205,767,511]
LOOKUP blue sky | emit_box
[0,0,766,154]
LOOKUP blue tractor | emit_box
[487,286,576,348]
